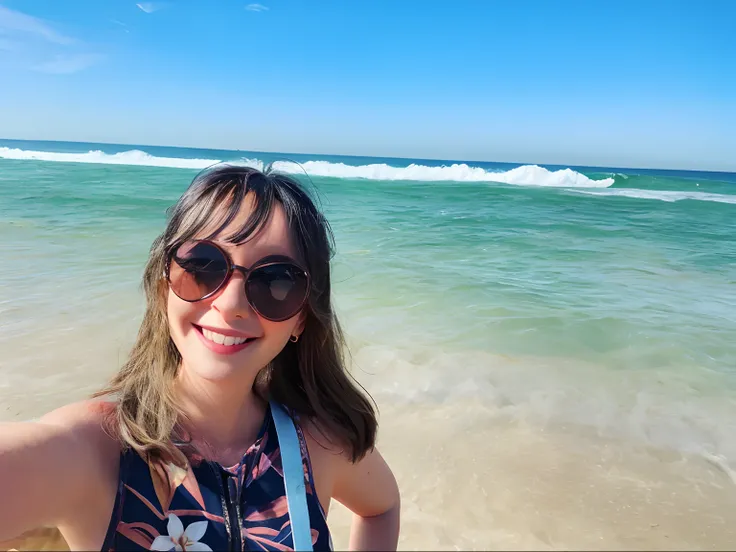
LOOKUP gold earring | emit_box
[289,335,299,343]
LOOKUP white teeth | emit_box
[201,328,250,346]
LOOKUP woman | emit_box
[0,164,400,551]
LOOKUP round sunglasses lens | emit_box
[168,241,229,301]
[246,263,309,321]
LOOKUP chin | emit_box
[182,355,255,383]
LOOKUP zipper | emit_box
[220,483,233,549]
[211,462,243,551]
[234,476,244,552]
[225,473,244,551]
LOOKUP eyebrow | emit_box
[253,254,300,265]
[204,237,301,267]
[212,244,300,267]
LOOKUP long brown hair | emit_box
[95,164,377,464]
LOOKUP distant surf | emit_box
[0,146,614,188]
[0,147,218,170]
[572,188,736,205]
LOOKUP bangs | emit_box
[163,165,326,268]
[165,167,278,249]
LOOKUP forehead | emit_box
[197,193,298,262]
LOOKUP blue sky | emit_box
[0,0,734,170]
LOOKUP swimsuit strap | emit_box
[269,400,313,551]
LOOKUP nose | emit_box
[210,270,255,321]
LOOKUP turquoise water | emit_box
[1,139,736,462]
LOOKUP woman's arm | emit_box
[331,447,401,551]
[0,401,113,542]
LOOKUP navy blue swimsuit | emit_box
[101,404,333,551]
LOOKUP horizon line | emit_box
[0,136,734,176]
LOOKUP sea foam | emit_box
[574,188,736,205]
[272,160,615,187]
[0,147,220,170]
[0,146,614,188]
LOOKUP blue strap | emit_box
[269,400,313,551]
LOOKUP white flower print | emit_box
[150,513,212,552]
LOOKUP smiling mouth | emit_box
[194,325,256,347]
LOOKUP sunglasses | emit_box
[165,240,310,322]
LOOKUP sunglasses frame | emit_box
[165,239,311,322]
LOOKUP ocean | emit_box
[1,139,735,550]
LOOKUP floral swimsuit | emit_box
[101,403,333,551]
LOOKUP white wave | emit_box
[574,188,736,205]
[0,146,615,187]
[0,147,220,170]
[271,160,614,187]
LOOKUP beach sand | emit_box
[4,411,736,551]
[2,337,736,551]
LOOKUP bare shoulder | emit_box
[298,416,346,460]
[297,416,399,518]
[39,399,119,456]
[40,398,115,433]
[296,416,344,512]
[41,398,121,485]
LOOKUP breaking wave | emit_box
[0,147,219,170]
[274,160,615,187]
[0,146,614,188]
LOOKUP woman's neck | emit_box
[174,367,268,464]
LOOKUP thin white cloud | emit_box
[136,2,165,14]
[33,53,104,74]
[0,5,75,45]
[110,19,130,33]
[245,4,269,12]
[0,5,101,74]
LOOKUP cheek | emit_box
[166,290,198,336]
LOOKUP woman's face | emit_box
[166,196,305,384]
